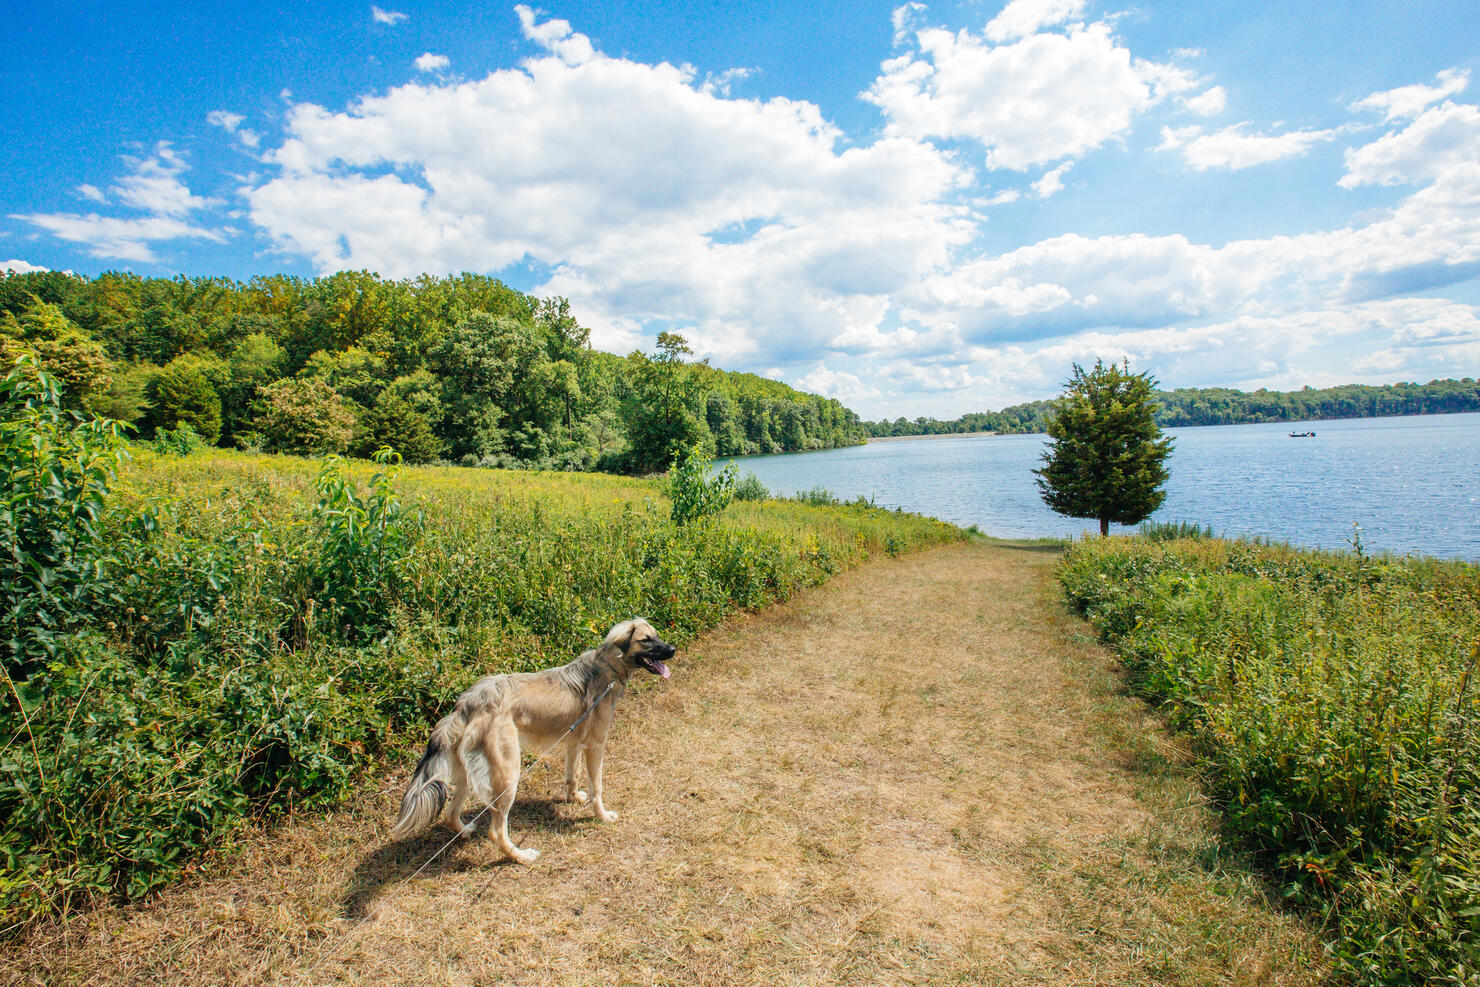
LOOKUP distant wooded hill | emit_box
[0,269,865,471]
[866,378,1480,437]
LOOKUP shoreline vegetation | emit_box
[1062,528,1480,982]
[865,377,1480,438]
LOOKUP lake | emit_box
[718,412,1480,561]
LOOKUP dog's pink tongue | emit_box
[656,660,670,679]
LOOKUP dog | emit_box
[390,617,675,863]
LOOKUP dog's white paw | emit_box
[572,788,590,804]
[512,847,540,865]
[597,809,619,823]
[452,820,476,839]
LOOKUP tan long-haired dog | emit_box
[390,618,675,863]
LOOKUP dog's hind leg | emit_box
[564,738,588,803]
[439,736,475,837]
[485,721,538,864]
[584,742,618,823]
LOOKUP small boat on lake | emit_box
[1288,430,1317,438]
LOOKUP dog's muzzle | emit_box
[636,642,675,679]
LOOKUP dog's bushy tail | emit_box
[390,734,452,840]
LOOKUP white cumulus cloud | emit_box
[13,144,225,263]
[1159,122,1341,170]
[371,5,407,25]
[1031,161,1072,198]
[248,7,969,362]
[867,14,1197,170]
[1351,68,1469,122]
[415,52,450,73]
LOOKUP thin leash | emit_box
[395,680,616,887]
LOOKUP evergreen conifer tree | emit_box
[1034,360,1173,536]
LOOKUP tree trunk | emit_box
[1100,517,1109,537]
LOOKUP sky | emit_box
[4,0,1480,419]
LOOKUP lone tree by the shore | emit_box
[1034,360,1173,537]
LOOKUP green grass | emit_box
[0,446,963,930]
[1058,534,1480,984]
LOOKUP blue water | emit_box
[719,412,1480,560]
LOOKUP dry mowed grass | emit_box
[3,542,1328,986]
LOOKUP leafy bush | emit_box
[147,422,205,456]
[665,445,737,525]
[1,359,129,677]
[146,354,223,443]
[732,472,768,502]
[797,485,839,506]
[309,450,422,642]
[1137,519,1213,541]
[1059,536,1480,983]
[251,378,355,455]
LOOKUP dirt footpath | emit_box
[4,542,1327,986]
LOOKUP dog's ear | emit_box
[602,619,637,648]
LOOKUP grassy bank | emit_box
[1059,534,1480,983]
[0,431,962,931]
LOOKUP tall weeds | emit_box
[1059,535,1480,983]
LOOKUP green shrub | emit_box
[798,485,839,506]
[1,359,129,677]
[252,378,356,455]
[1137,519,1214,541]
[309,450,422,642]
[146,355,223,443]
[665,445,736,525]
[1059,536,1480,983]
[148,422,205,456]
[732,472,768,502]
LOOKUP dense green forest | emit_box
[867,377,1480,437]
[0,269,866,472]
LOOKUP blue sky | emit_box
[5,0,1479,418]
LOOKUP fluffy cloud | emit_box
[371,6,406,26]
[415,52,450,73]
[207,109,261,150]
[1031,161,1072,198]
[983,0,1088,42]
[1182,85,1226,116]
[1340,100,1480,187]
[248,8,969,360]
[1351,68,1469,122]
[77,183,106,203]
[13,144,224,263]
[2,259,49,274]
[868,12,1197,170]
[1159,122,1341,170]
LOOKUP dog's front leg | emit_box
[564,739,589,803]
[583,743,617,823]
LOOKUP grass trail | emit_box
[4,542,1327,985]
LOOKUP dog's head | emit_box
[601,617,675,679]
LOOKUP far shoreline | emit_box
[867,430,997,443]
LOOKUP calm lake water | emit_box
[719,412,1480,561]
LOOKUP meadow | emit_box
[1060,531,1480,983]
[0,371,962,933]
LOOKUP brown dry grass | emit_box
[2,541,1328,986]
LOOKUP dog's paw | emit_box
[572,788,590,804]
[512,847,541,865]
[597,809,619,823]
[454,821,476,839]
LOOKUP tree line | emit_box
[867,377,1480,437]
[0,269,866,472]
